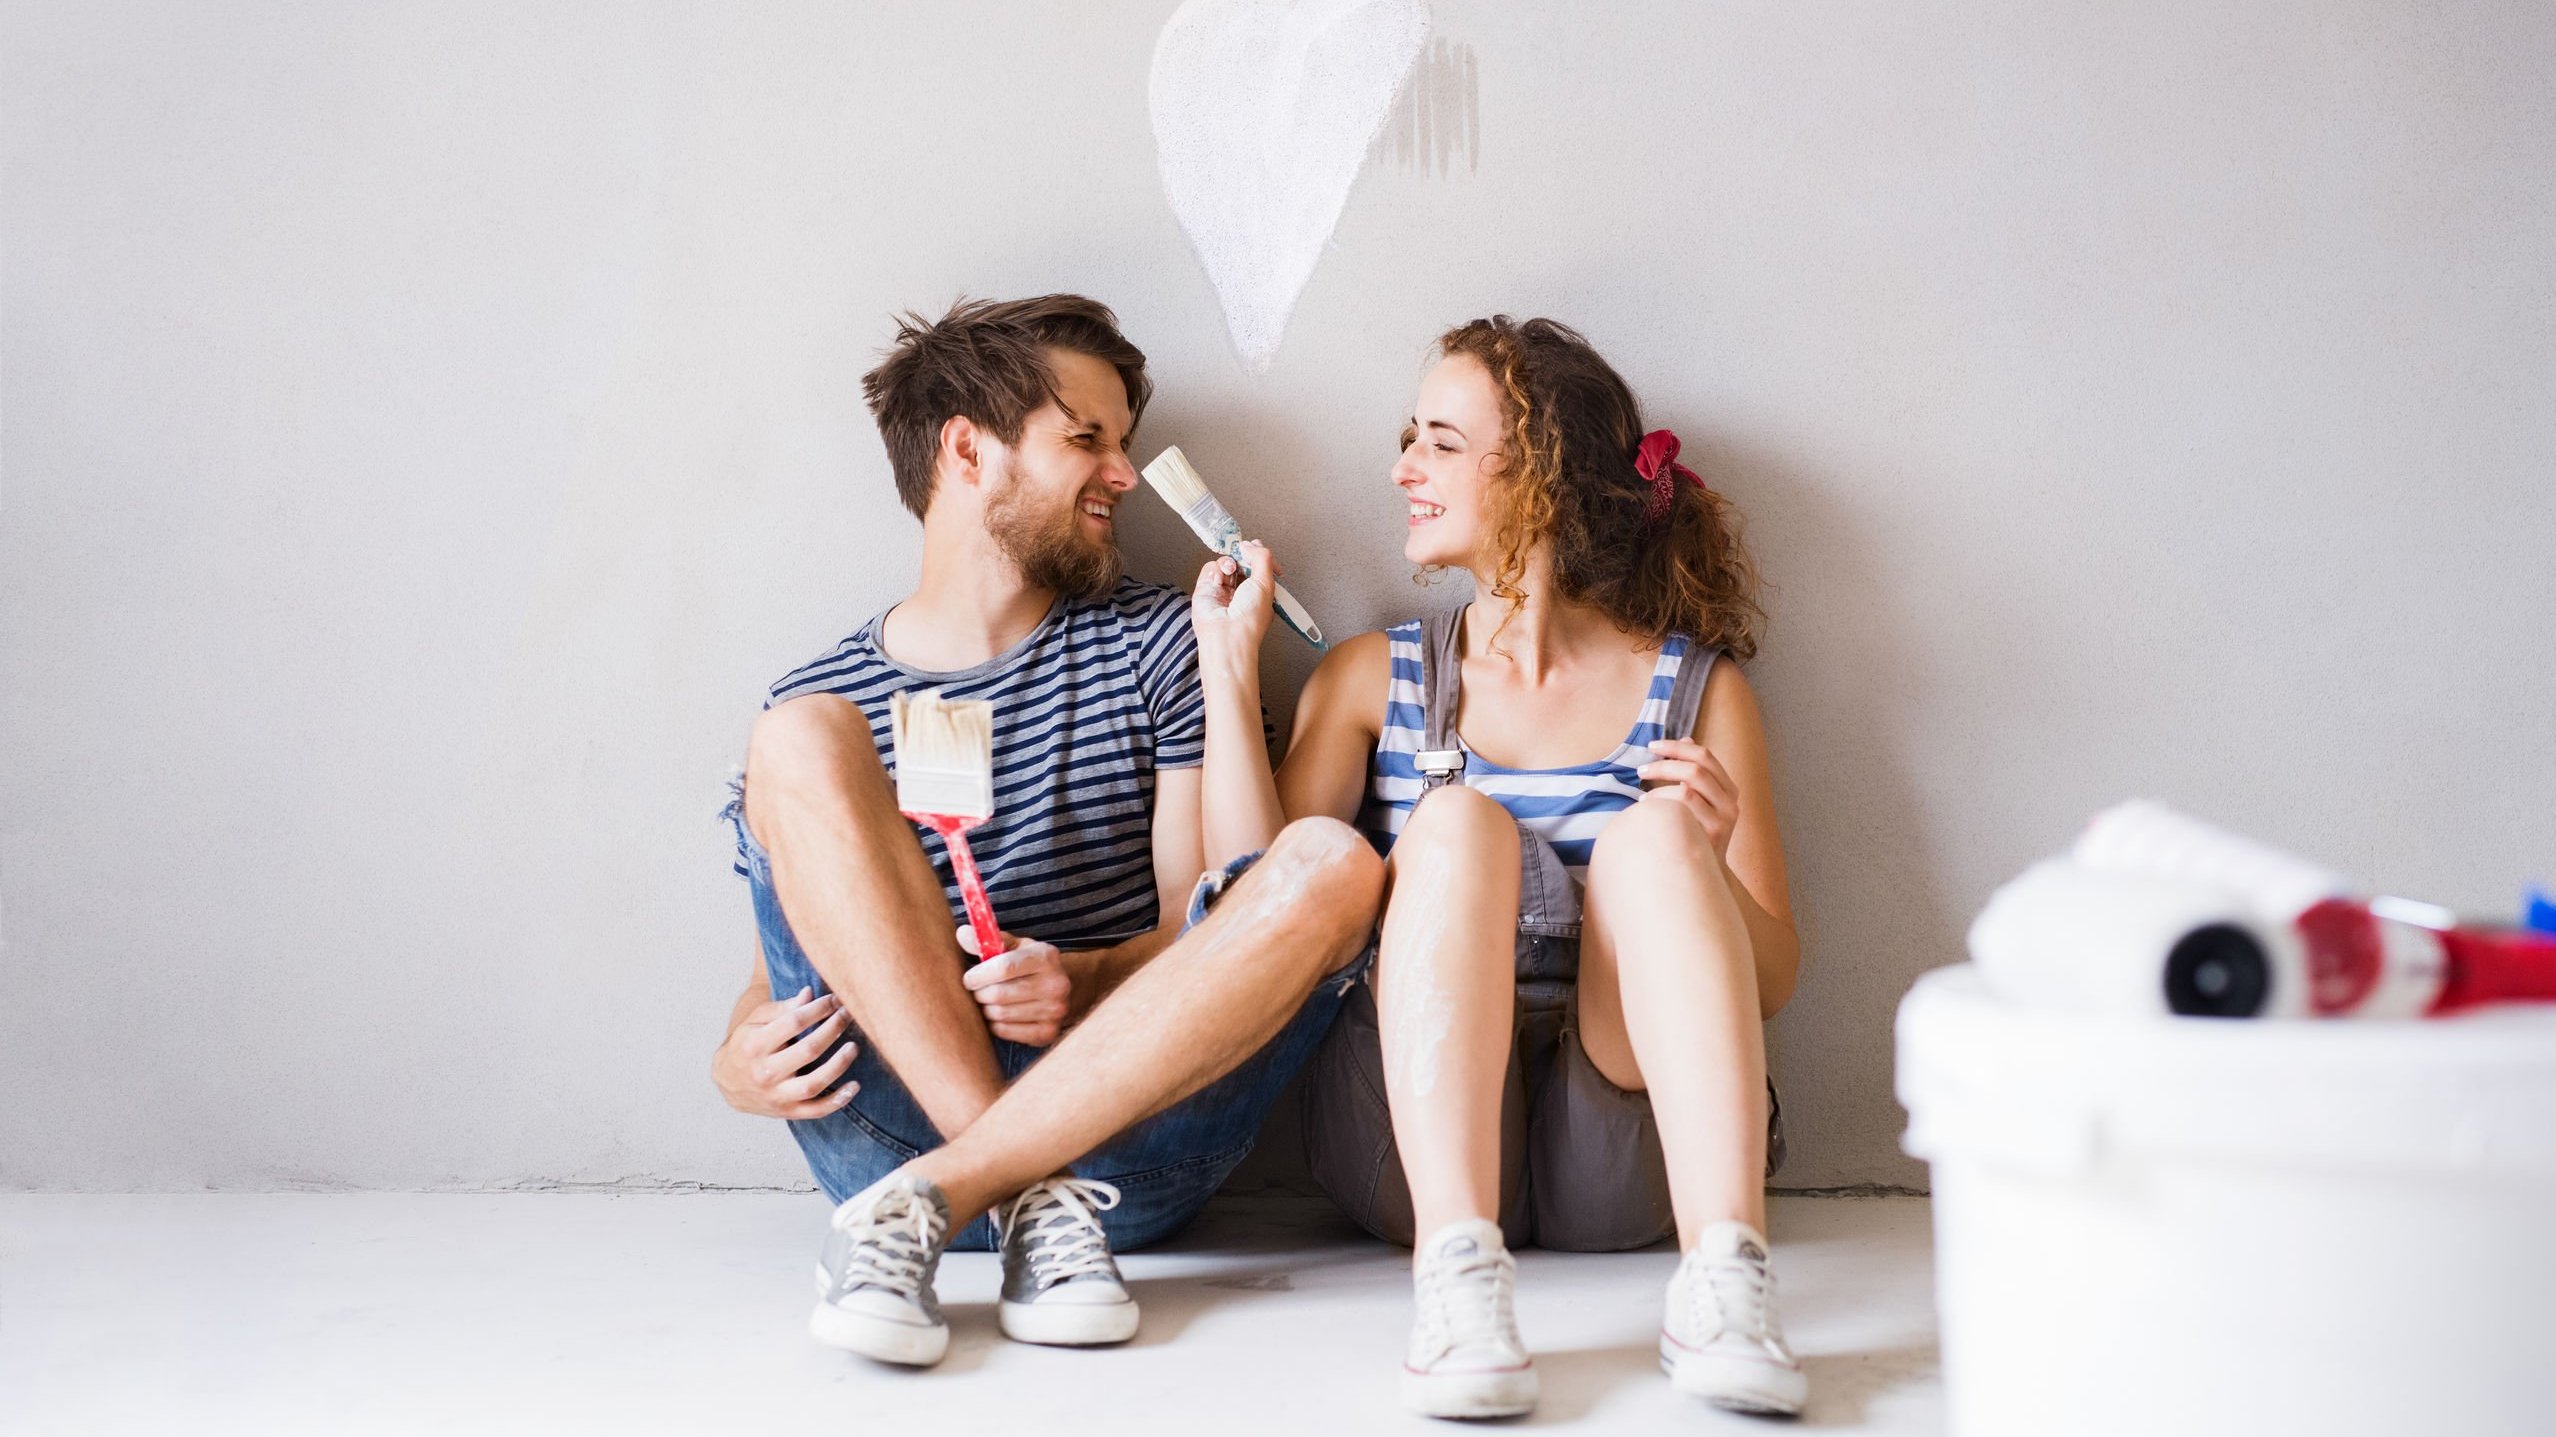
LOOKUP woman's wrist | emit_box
[1200,651,1264,701]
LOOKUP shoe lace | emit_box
[1691,1247,1786,1354]
[829,1187,941,1294]
[999,1177,1123,1290]
[1415,1245,1519,1356]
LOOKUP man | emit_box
[713,294,1380,1366]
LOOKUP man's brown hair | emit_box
[860,295,1152,518]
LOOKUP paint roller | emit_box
[2072,800,2556,1017]
[1968,859,2292,1018]
[1969,801,2556,1020]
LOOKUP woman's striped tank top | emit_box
[1356,611,1718,881]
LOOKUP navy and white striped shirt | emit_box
[742,579,1205,950]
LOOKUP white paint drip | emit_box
[1191,819,1362,962]
[1149,0,1431,370]
[1381,844,1459,1099]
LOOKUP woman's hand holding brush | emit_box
[1189,538,1281,685]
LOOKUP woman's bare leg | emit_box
[1577,795,1768,1242]
[1376,786,1522,1239]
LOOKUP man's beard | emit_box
[983,465,1121,601]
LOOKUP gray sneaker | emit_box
[995,1176,1139,1346]
[810,1171,953,1365]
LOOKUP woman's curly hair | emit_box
[1433,316,1762,661]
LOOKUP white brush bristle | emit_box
[1141,446,1238,541]
[1140,446,1211,506]
[889,689,995,821]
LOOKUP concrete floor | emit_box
[1,1191,1941,1435]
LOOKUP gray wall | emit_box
[6,1,2553,1192]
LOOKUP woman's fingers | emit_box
[1642,742,1737,805]
[1637,758,1731,805]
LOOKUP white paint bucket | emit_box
[1896,964,2556,1437]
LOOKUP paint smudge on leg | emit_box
[1381,843,1460,1099]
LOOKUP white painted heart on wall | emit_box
[1150,0,1430,371]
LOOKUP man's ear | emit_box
[939,414,986,494]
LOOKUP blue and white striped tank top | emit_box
[1357,613,1717,880]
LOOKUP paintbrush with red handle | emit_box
[889,688,1006,963]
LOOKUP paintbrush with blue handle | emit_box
[1140,446,1327,650]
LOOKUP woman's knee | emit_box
[1589,793,1722,886]
[1398,784,1518,862]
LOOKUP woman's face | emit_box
[1395,354,1508,569]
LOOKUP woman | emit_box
[1191,316,1804,1419]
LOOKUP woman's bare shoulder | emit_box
[1302,629,1394,735]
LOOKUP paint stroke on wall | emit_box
[1150,0,1431,370]
[1377,37,1479,176]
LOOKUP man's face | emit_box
[980,348,1140,600]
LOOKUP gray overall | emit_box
[1299,606,1785,1252]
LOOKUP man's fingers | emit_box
[962,942,1056,989]
[991,1022,1061,1047]
[955,925,1031,962]
[979,999,1069,1024]
[772,1009,851,1068]
[779,1081,860,1119]
[969,970,1068,1004]
[775,1042,859,1102]
[747,988,836,1036]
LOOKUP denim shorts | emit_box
[727,797,1361,1252]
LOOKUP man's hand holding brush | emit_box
[957,925,1076,1046]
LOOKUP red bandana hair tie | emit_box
[1635,429,1703,522]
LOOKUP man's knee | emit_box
[742,696,882,843]
[1264,816,1386,918]
[747,694,878,781]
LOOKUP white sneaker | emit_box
[809,1172,952,1366]
[1661,1220,1807,1415]
[995,1176,1139,1346]
[1403,1219,1538,1419]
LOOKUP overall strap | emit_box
[1414,605,1469,790]
[1657,636,1722,747]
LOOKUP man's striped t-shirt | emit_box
[740,578,1205,950]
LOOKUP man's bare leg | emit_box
[744,693,1003,1139]
[902,817,1384,1230]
